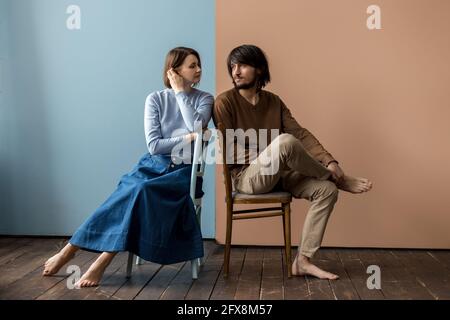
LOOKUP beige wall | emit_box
[215,0,450,248]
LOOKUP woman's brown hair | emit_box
[163,47,201,88]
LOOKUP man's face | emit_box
[231,62,258,90]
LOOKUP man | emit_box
[213,44,373,280]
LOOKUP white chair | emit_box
[126,131,210,279]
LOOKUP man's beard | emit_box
[233,77,257,90]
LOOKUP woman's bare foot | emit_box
[42,244,78,276]
[292,255,339,280]
[336,175,373,194]
[75,252,116,288]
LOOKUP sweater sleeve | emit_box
[213,94,247,167]
[144,93,185,155]
[280,99,338,166]
[175,91,214,131]
[212,95,234,130]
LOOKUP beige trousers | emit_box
[235,133,339,258]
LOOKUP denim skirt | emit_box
[69,153,204,264]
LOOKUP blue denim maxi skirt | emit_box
[69,153,204,265]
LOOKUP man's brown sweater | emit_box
[213,88,337,181]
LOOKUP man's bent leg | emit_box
[236,133,332,194]
[235,159,282,194]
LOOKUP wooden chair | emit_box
[217,123,293,278]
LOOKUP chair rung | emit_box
[233,211,284,220]
[233,207,283,214]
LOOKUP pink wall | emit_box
[215,0,450,248]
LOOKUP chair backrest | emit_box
[217,123,234,205]
[190,129,211,202]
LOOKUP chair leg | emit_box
[224,205,233,277]
[126,252,134,278]
[282,209,287,250]
[283,203,292,278]
[191,259,199,280]
[195,205,204,268]
[135,256,142,265]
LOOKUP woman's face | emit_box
[174,54,202,86]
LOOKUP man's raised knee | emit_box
[315,180,339,200]
[324,181,339,199]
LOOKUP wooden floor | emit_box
[0,237,449,300]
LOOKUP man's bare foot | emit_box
[336,175,373,194]
[292,255,339,280]
[42,244,77,276]
[75,252,116,288]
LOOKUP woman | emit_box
[42,47,214,288]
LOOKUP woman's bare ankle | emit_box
[60,243,78,259]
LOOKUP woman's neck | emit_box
[183,85,193,93]
[173,84,193,94]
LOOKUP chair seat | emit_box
[232,191,292,204]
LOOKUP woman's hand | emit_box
[327,161,344,183]
[184,132,197,143]
[167,68,185,94]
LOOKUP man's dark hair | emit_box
[227,44,271,91]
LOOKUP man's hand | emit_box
[327,161,344,183]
